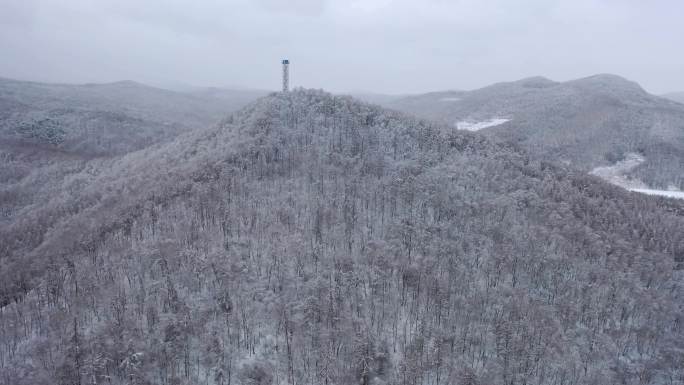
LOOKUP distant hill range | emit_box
[0,77,267,158]
[663,91,684,105]
[371,74,684,191]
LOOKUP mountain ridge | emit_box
[382,74,684,190]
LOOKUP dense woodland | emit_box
[1,90,683,385]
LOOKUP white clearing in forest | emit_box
[439,97,461,102]
[590,153,646,189]
[590,153,684,199]
[456,118,510,131]
[629,189,684,199]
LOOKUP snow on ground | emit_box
[455,118,510,131]
[590,153,646,189]
[628,188,684,199]
[439,97,461,102]
[590,153,684,199]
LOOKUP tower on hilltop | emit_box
[282,59,289,92]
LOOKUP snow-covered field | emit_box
[590,153,684,199]
[629,188,684,199]
[590,153,646,189]
[439,97,461,102]
[455,118,510,131]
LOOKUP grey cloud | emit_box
[255,0,328,15]
[0,0,683,94]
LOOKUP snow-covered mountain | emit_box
[382,74,684,191]
[0,77,267,157]
[1,89,682,384]
[0,77,267,226]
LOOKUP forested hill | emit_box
[0,77,266,158]
[1,89,683,384]
[385,74,684,190]
[0,77,266,239]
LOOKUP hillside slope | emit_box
[0,77,266,225]
[387,75,684,190]
[1,90,683,385]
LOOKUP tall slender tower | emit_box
[282,59,289,92]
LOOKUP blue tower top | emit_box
[282,59,289,64]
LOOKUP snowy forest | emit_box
[1,90,683,385]
[383,75,684,191]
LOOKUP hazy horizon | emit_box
[2,71,671,97]
[2,0,684,95]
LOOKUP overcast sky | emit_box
[1,0,683,94]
